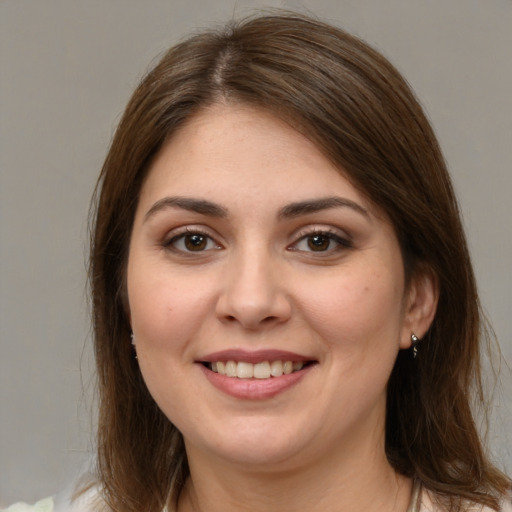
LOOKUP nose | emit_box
[215,248,292,330]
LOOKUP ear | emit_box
[399,267,439,349]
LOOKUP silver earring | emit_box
[411,333,420,359]
[131,332,137,359]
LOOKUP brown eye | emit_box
[184,234,207,251]
[307,234,331,251]
[291,230,352,254]
[166,231,220,253]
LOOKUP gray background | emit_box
[1,0,511,506]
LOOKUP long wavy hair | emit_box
[89,12,510,512]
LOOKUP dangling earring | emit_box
[131,332,138,359]
[411,333,420,359]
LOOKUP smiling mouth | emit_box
[203,360,315,379]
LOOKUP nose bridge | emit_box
[216,240,290,329]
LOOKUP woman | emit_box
[7,11,511,512]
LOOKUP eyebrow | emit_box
[144,195,369,222]
[144,196,228,221]
[278,197,369,219]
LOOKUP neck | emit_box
[177,435,412,512]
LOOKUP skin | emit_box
[127,104,437,512]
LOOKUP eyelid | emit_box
[163,226,223,253]
[288,226,353,253]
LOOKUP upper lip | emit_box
[197,349,314,364]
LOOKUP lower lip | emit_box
[199,364,314,400]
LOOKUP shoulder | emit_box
[2,477,107,512]
[2,498,54,512]
[53,481,107,512]
[500,497,512,512]
[52,459,108,512]
[420,487,512,512]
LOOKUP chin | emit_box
[184,418,316,469]
[210,442,307,470]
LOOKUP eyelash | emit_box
[162,227,352,255]
[290,229,353,254]
[163,228,221,254]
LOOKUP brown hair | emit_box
[89,12,510,511]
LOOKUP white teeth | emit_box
[270,360,283,377]
[254,361,271,379]
[225,361,237,377]
[209,360,306,378]
[237,361,254,379]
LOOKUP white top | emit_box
[2,481,102,512]
[4,481,512,512]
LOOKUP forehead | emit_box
[138,104,377,216]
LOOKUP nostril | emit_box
[224,314,281,328]
[216,291,292,329]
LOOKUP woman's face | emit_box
[127,104,426,470]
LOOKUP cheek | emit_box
[300,266,404,357]
[127,260,213,354]
[126,263,214,422]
